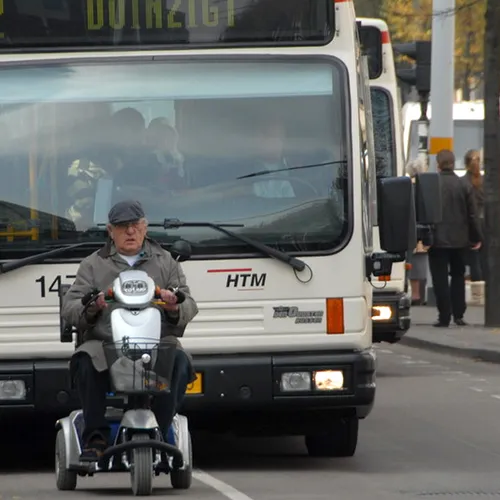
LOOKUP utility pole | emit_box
[427,0,455,172]
[483,0,500,327]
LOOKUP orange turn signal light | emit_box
[378,275,391,282]
[326,298,344,334]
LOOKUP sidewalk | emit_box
[400,305,500,364]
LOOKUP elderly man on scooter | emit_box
[61,200,199,462]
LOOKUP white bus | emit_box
[358,18,410,344]
[402,100,484,175]
[0,0,416,457]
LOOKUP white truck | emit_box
[0,0,434,457]
[402,100,484,175]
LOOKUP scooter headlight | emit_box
[121,279,148,296]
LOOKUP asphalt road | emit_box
[2,343,500,500]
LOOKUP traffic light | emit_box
[393,41,431,94]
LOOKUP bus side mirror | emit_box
[170,239,192,262]
[367,177,416,278]
[414,172,442,224]
[377,176,416,254]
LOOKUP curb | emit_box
[400,335,500,364]
[411,322,485,328]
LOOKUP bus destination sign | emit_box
[0,0,333,49]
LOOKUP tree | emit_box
[353,0,384,18]
[381,0,485,99]
[483,0,500,326]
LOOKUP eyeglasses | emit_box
[113,221,144,230]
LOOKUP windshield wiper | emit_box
[162,219,306,272]
[237,160,347,180]
[0,242,102,275]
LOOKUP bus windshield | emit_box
[408,119,483,172]
[0,58,349,259]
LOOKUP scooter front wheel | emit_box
[55,429,77,491]
[130,434,153,496]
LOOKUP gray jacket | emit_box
[62,238,198,381]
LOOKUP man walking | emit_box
[428,150,482,327]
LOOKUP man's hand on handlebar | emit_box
[159,289,179,312]
[94,292,108,310]
[80,290,108,321]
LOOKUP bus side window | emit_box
[370,88,396,178]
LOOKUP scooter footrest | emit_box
[155,461,170,474]
[96,459,111,471]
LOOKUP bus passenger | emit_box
[146,118,186,190]
[111,108,164,190]
[66,108,164,226]
[66,117,123,228]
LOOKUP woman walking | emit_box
[406,158,429,305]
[463,149,486,305]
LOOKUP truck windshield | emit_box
[0,58,349,259]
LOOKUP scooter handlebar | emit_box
[167,287,186,304]
[99,285,183,305]
[81,288,100,306]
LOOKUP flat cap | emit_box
[108,200,145,225]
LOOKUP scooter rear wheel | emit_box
[170,432,193,489]
[130,434,153,496]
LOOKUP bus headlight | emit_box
[372,305,393,321]
[280,372,311,392]
[0,380,26,400]
[313,370,344,391]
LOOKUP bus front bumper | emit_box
[182,349,376,434]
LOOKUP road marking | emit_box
[491,395,500,400]
[402,360,431,365]
[469,387,484,392]
[378,349,393,354]
[194,469,254,500]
